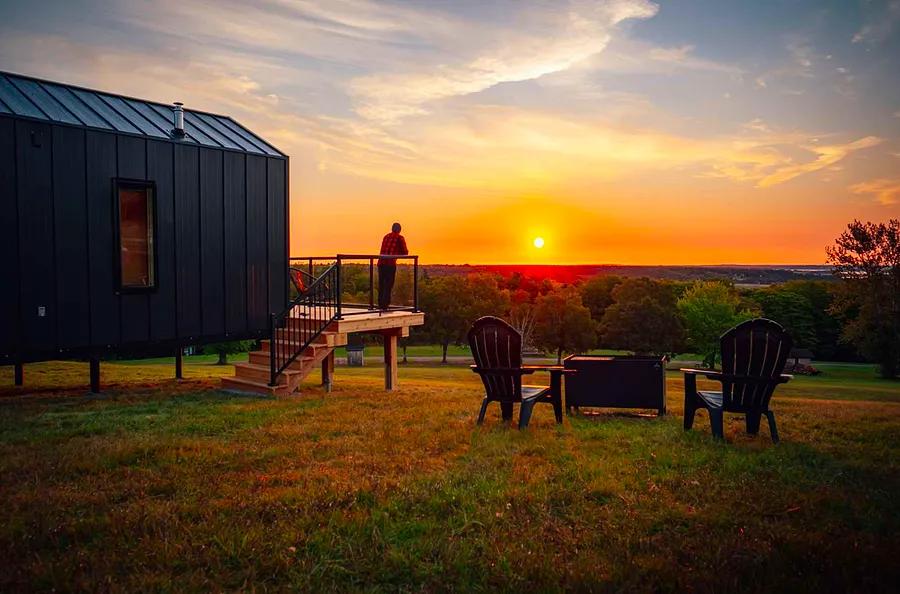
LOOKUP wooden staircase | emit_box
[221,328,348,397]
[220,259,424,397]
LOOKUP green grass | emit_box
[0,361,898,592]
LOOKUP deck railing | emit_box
[289,254,419,318]
[271,254,419,385]
[269,263,339,385]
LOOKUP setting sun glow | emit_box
[533,237,545,249]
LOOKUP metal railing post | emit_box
[369,257,375,310]
[413,256,419,312]
[335,256,343,320]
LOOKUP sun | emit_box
[533,237,545,249]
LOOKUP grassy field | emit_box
[0,360,898,592]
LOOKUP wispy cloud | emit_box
[849,178,900,206]
[756,136,882,187]
[0,1,894,203]
[289,104,882,192]
[645,44,740,73]
[348,0,659,121]
[852,0,900,44]
[587,36,741,78]
[753,37,819,92]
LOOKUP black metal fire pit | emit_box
[563,355,667,416]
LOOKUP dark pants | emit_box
[378,265,396,309]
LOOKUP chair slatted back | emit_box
[720,318,793,412]
[467,316,522,402]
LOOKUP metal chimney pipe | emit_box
[172,102,185,137]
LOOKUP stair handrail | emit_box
[269,263,340,386]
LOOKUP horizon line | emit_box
[289,258,830,268]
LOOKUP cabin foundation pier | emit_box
[383,330,399,391]
[321,351,335,392]
[175,349,183,380]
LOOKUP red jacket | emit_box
[379,232,408,266]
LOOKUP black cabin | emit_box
[0,71,289,368]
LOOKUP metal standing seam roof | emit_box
[0,71,284,157]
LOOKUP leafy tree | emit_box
[503,272,553,301]
[465,274,511,321]
[418,276,475,363]
[204,340,254,365]
[581,275,623,324]
[599,278,685,355]
[678,281,754,367]
[779,280,846,360]
[532,287,596,363]
[827,219,900,378]
[507,289,537,351]
[753,287,817,349]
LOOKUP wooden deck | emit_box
[223,307,424,397]
[252,305,425,394]
[292,306,425,337]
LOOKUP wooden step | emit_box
[273,329,347,347]
[259,339,332,353]
[221,376,293,397]
[248,350,315,368]
[233,362,304,384]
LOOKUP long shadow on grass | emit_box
[0,390,323,444]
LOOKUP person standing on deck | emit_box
[378,222,409,309]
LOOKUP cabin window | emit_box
[114,180,156,291]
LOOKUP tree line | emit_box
[413,219,900,378]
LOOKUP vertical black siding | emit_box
[200,148,225,336]
[267,158,287,316]
[86,130,119,347]
[117,135,150,344]
[16,120,56,351]
[223,151,247,335]
[175,144,201,338]
[0,118,18,355]
[52,125,90,349]
[3,112,287,360]
[147,140,176,341]
[246,155,268,329]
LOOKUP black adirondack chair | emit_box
[467,316,567,430]
[682,318,793,443]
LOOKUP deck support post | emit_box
[383,330,399,391]
[175,348,183,380]
[14,362,23,386]
[321,350,335,392]
[89,357,100,393]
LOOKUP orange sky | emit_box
[2,0,898,264]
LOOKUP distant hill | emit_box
[422,264,833,286]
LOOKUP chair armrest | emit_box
[522,365,576,374]
[681,368,794,384]
[680,368,724,380]
[469,365,536,375]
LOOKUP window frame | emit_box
[112,178,159,294]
